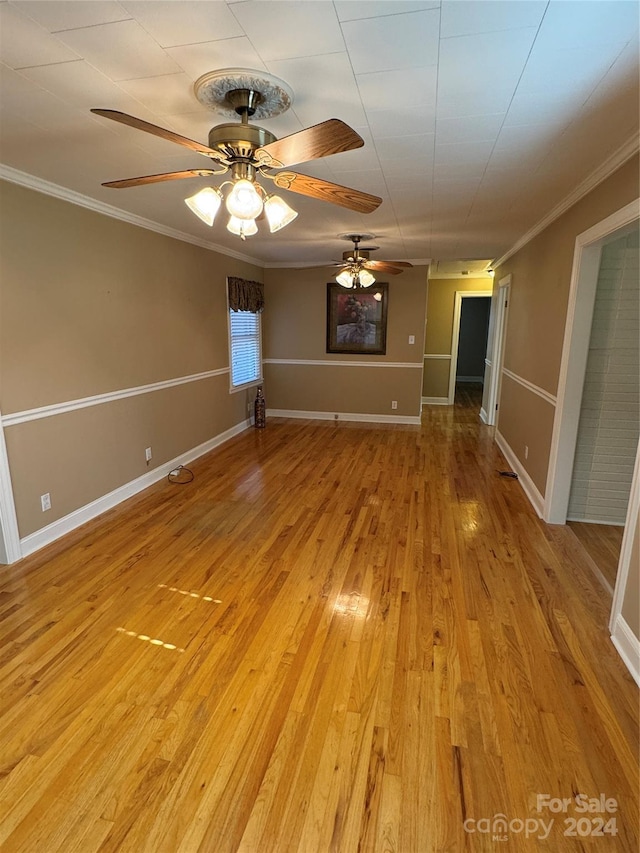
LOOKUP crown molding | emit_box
[0,164,260,266]
[427,272,494,280]
[493,133,640,269]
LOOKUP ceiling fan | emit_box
[329,234,413,288]
[91,69,382,238]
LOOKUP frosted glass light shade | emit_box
[336,270,354,288]
[264,195,298,232]
[225,179,263,220]
[184,187,222,226]
[358,269,376,287]
[227,216,258,240]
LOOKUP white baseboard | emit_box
[421,396,449,406]
[266,408,421,425]
[611,614,640,687]
[566,516,626,527]
[495,430,545,518]
[479,407,489,424]
[19,419,251,558]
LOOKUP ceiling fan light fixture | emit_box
[358,269,376,287]
[184,186,222,226]
[225,178,263,220]
[264,194,298,232]
[336,269,355,288]
[227,215,258,240]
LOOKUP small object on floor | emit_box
[254,385,266,429]
[499,471,518,479]
[168,465,194,484]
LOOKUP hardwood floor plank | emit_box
[0,388,637,851]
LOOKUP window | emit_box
[229,308,262,389]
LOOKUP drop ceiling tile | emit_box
[435,139,495,165]
[433,161,486,180]
[356,66,438,112]
[488,144,549,171]
[323,127,382,173]
[375,132,435,162]
[437,89,516,120]
[57,19,182,81]
[495,122,563,150]
[166,37,266,80]
[335,1,440,22]
[11,1,130,32]
[18,59,158,112]
[326,143,381,174]
[503,90,584,126]
[230,0,344,62]
[517,42,630,96]
[388,193,432,216]
[267,53,366,128]
[432,175,481,195]
[583,37,640,108]
[440,0,546,38]
[381,157,434,179]
[366,106,436,138]
[534,0,640,51]
[435,113,505,145]
[437,27,538,103]
[0,64,69,126]
[120,1,243,47]
[0,4,80,68]
[117,73,206,116]
[342,8,440,74]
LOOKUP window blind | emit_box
[229,310,261,387]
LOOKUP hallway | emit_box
[0,394,637,851]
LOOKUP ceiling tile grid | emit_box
[0,0,637,267]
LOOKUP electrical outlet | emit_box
[145,447,152,464]
[41,493,51,512]
[525,445,529,459]
[391,400,398,410]
[408,335,415,344]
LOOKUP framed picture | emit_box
[326,282,389,355]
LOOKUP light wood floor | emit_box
[1,391,638,852]
[567,521,625,591]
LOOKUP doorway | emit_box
[0,416,21,564]
[542,199,639,677]
[545,202,639,524]
[448,291,492,405]
[482,275,511,426]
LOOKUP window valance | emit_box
[228,277,265,313]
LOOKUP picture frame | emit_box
[326,282,389,355]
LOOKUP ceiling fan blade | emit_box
[91,109,226,161]
[102,169,220,189]
[365,260,413,273]
[363,261,404,275]
[272,171,381,213]
[256,119,363,168]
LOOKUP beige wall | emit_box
[0,180,262,538]
[423,276,491,399]
[621,505,640,638]
[262,265,428,417]
[493,156,639,654]
[494,157,639,486]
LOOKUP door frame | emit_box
[0,415,21,564]
[484,275,511,426]
[448,290,493,405]
[544,199,639,523]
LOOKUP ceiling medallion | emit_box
[193,68,294,120]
